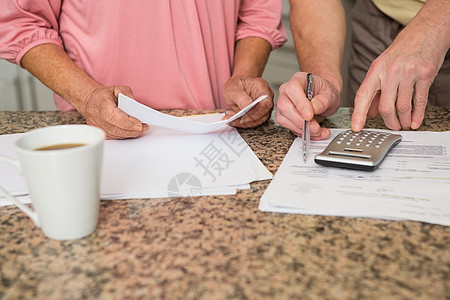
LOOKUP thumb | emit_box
[310,95,327,116]
[112,86,135,101]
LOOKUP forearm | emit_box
[21,43,101,112]
[405,0,450,51]
[232,37,272,78]
[289,0,345,93]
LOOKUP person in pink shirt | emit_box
[0,1,286,139]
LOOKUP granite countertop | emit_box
[0,107,449,299]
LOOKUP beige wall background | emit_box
[0,0,356,111]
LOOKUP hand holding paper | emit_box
[81,86,150,140]
[222,74,274,128]
[118,94,267,134]
[0,113,272,203]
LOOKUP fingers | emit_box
[285,74,314,121]
[239,94,274,126]
[278,73,314,121]
[224,95,273,128]
[84,86,148,139]
[377,74,401,131]
[411,79,430,129]
[396,79,414,130]
[87,105,149,140]
[351,70,381,132]
[276,93,331,140]
[367,91,380,118]
[276,109,302,136]
[276,109,330,140]
[306,119,331,140]
[226,108,271,128]
[276,90,304,131]
[112,86,135,101]
[223,76,274,128]
[101,106,149,139]
[308,76,340,118]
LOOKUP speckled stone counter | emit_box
[0,108,449,299]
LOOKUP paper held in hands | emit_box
[0,103,272,204]
[118,93,267,133]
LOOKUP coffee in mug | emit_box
[34,143,86,151]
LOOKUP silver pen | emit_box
[303,73,314,163]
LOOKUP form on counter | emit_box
[0,113,272,205]
[259,129,450,227]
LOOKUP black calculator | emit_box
[314,130,402,171]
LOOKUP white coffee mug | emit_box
[0,125,105,240]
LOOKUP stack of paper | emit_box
[259,129,450,227]
[0,96,272,205]
[100,118,272,199]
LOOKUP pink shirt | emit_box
[0,1,286,110]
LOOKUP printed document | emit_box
[259,129,450,226]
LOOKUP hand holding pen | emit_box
[276,72,341,144]
[303,73,314,162]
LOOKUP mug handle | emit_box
[0,157,40,227]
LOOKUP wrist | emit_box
[411,0,450,49]
[312,69,343,96]
[74,83,102,114]
[299,62,343,95]
[232,66,264,79]
[233,37,271,78]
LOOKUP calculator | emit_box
[314,130,402,171]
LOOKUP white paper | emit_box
[0,114,272,205]
[118,93,267,133]
[259,129,450,227]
